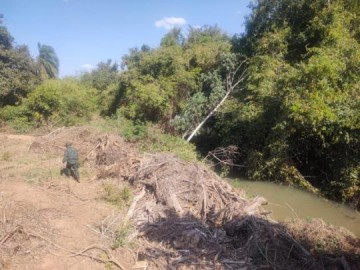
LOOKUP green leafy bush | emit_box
[1,79,98,129]
[139,124,198,161]
[97,115,198,162]
[0,104,34,132]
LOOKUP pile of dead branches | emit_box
[120,153,333,269]
[224,216,318,269]
[33,127,358,269]
[113,153,268,224]
[93,146,360,269]
[204,145,244,170]
[85,134,139,179]
[29,126,100,156]
[86,135,123,165]
[28,127,139,180]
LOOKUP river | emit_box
[231,179,360,237]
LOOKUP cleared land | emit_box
[0,127,359,270]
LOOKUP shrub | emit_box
[0,79,98,130]
[97,114,198,161]
[0,104,34,132]
[112,225,131,248]
[142,124,198,161]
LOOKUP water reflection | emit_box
[232,180,360,237]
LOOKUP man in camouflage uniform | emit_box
[62,142,80,182]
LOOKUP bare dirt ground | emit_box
[0,127,359,270]
[0,131,134,270]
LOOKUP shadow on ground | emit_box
[137,209,360,270]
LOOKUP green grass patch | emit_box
[103,182,132,209]
[1,152,11,161]
[91,115,198,162]
[112,225,132,249]
[140,125,198,161]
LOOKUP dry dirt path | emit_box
[0,133,134,270]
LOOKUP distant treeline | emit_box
[0,0,359,209]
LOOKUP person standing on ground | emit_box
[62,142,80,182]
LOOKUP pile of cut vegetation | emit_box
[29,126,137,175]
[28,127,360,269]
[29,126,101,156]
[90,134,360,270]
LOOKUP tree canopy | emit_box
[0,24,39,107]
[37,43,59,79]
[1,2,359,209]
[209,0,360,208]
[0,18,59,107]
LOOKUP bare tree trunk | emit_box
[185,60,247,142]
[186,88,231,142]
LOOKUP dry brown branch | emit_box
[2,208,6,224]
[169,193,184,215]
[244,196,268,215]
[124,188,146,224]
[86,224,110,239]
[29,231,125,269]
[285,202,299,218]
[69,245,125,270]
[204,145,244,169]
[41,127,66,138]
[0,225,22,246]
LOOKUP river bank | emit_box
[231,179,360,237]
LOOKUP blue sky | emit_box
[1,0,252,77]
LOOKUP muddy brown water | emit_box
[232,180,360,237]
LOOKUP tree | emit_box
[36,43,59,79]
[0,78,96,130]
[184,26,232,73]
[212,0,360,208]
[160,27,184,47]
[0,25,13,49]
[178,54,248,142]
[81,59,118,91]
[0,22,38,107]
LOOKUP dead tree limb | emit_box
[186,58,248,142]
[124,188,146,224]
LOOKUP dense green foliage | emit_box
[109,26,232,134]
[0,79,97,130]
[36,43,59,79]
[0,25,39,106]
[0,20,59,108]
[1,2,359,209]
[80,59,120,114]
[96,115,198,162]
[209,0,359,207]
[86,3,360,208]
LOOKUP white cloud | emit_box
[155,17,186,30]
[81,64,95,71]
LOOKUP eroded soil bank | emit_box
[0,127,359,270]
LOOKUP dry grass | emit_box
[285,218,360,257]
